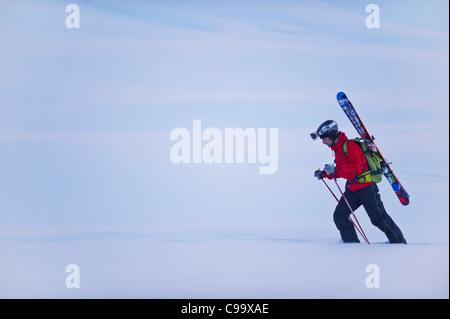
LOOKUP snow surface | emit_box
[0,224,448,299]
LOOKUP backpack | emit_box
[343,138,383,184]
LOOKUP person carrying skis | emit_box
[311,120,407,244]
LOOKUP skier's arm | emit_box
[335,141,365,181]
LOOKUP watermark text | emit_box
[170,120,278,174]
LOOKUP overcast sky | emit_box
[0,0,448,230]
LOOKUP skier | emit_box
[312,120,407,244]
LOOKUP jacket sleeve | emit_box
[335,141,366,181]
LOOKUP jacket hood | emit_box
[331,131,348,151]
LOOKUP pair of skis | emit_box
[336,92,410,206]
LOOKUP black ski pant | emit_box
[333,183,406,243]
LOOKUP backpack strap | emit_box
[343,139,360,157]
[343,140,348,156]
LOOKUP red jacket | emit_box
[325,131,374,191]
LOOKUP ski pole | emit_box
[322,179,339,202]
[321,178,369,244]
[333,178,370,245]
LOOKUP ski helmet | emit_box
[310,120,339,140]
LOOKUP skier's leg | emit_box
[360,184,407,244]
[333,189,362,243]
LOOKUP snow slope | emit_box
[0,225,448,299]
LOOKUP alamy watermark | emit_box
[65,4,80,29]
[170,120,278,174]
[365,264,380,288]
[365,4,380,29]
[65,264,80,288]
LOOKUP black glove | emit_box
[314,169,324,180]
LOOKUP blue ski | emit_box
[337,92,410,206]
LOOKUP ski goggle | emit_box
[310,132,320,140]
